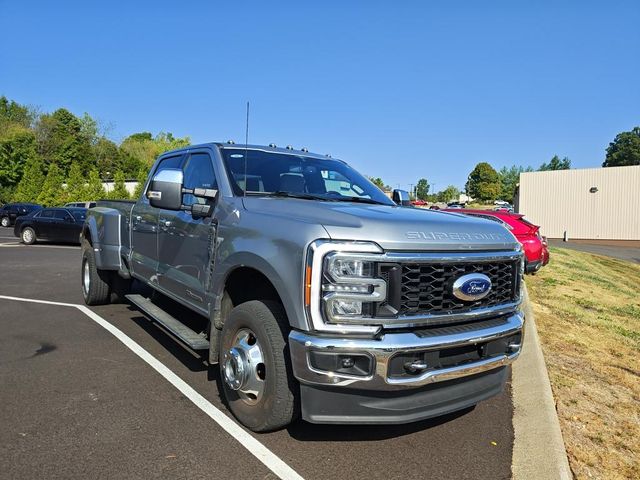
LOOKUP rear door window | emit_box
[54,210,72,221]
[40,209,55,218]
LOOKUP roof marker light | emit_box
[286,145,293,150]
[301,147,309,152]
[268,143,277,148]
[227,140,235,144]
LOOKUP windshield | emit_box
[221,148,394,205]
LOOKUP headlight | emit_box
[305,240,387,334]
[326,257,374,279]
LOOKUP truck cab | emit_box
[81,142,524,432]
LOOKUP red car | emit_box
[443,209,549,273]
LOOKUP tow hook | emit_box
[404,360,429,374]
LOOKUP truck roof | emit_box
[161,142,340,162]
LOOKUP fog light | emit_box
[341,357,355,368]
[331,300,362,316]
[309,351,373,377]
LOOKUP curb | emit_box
[511,286,573,480]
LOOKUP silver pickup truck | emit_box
[81,142,524,432]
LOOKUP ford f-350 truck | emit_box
[81,142,524,432]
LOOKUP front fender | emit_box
[214,251,308,331]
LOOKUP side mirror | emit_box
[392,189,412,207]
[147,168,184,210]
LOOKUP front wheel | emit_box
[1,216,10,227]
[219,300,299,432]
[21,227,36,245]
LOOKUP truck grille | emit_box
[399,260,518,316]
[376,257,520,323]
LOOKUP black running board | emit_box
[126,294,210,350]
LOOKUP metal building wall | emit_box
[518,165,640,240]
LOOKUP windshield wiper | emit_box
[265,191,331,201]
[329,196,390,205]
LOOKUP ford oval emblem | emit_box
[452,273,492,301]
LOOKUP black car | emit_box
[13,207,87,245]
[0,203,43,227]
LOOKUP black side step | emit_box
[126,294,210,350]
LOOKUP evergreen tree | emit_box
[37,163,65,206]
[13,156,45,202]
[108,170,130,200]
[65,162,86,202]
[84,168,106,200]
[539,155,571,171]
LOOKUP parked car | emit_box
[411,199,427,206]
[0,203,42,227]
[493,204,513,212]
[14,207,87,245]
[82,142,524,432]
[64,201,97,208]
[443,208,549,273]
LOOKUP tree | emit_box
[37,163,65,206]
[0,96,34,133]
[439,185,461,203]
[108,170,130,200]
[65,163,86,202]
[539,155,571,171]
[84,168,106,200]
[498,165,533,201]
[35,108,91,175]
[133,166,149,199]
[603,127,640,167]
[93,137,123,177]
[119,131,190,169]
[13,156,45,202]
[465,162,501,202]
[415,178,430,200]
[0,127,39,187]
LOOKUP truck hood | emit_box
[242,197,519,251]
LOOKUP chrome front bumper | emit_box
[289,311,524,391]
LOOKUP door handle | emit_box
[134,215,142,221]
[163,220,172,227]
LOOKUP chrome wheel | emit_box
[1,217,9,227]
[22,228,34,244]
[222,329,266,405]
[82,259,90,295]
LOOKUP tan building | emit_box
[516,165,640,241]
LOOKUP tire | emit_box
[219,300,299,432]
[1,216,9,227]
[21,227,36,245]
[81,241,111,305]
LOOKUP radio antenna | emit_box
[243,101,249,197]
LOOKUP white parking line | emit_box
[0,243,79,249]
[0,294,304,480]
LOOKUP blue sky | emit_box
[1,0,638,191]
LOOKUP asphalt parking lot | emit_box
[0,229,515,480]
